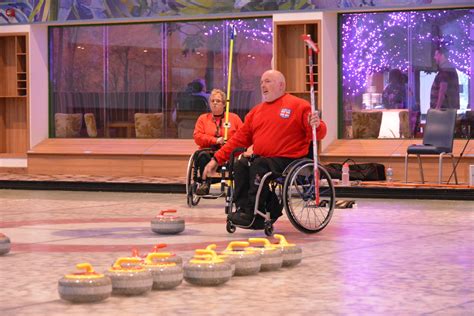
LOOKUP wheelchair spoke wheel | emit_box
[283,162,335,234]
[186,152,201,207]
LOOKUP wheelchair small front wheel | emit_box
[264,223,274,236]
[226,221,236,233]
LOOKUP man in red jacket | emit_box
[202,69,327,226]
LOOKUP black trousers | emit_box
[195,151,212,179]
[233,156,295,214]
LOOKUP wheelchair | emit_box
[186,148,231,207]
[186,148,335,236]
[225,153,335,236]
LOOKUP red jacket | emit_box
[214,93,327,164]
[193,112,243,149]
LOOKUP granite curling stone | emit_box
[58,263,112,303]
[247,238,283,272]
[183,250,232,286]
[151,209,185,234]
[196,244,236,277]
[221,241,261,276]
[273,234,302,267]
[0,233,11,255]
[142,252,183,290]
[105,257,153,296]
[148,243,183,266]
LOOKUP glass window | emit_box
[339,9,473,139]
[49,18,273,138]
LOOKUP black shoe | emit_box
[195,182,210,196]
[231,211,253,226]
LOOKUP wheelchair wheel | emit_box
[226,221,236,233]
[283,162,335,234]
[264,223,274,236]
[185,152,201,207]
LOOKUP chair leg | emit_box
[450,154,458,185]
[438,154,443,185]
[404,153,409,183]
[417,155,424,184]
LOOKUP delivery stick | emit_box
[301,34,320,205]
[224,24,236,141]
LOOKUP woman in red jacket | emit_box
[193,89,243,180]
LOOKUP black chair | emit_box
[175,93,209,138]
[404,109,458,184]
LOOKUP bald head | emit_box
[260,70,286,102]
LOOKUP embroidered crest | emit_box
[280,108,291,119]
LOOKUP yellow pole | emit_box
[224,25,236,141]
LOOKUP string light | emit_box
[341,9,473,96]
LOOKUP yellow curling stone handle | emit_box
[144,252,175,266]
[248,237,273,248]
[274,234,296,247]
[224,241,249,252]
[65,263,104,279]
[111,257,144,270]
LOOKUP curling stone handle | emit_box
[76,263,95,274]
[205,244,217,251]
[153,243,167,252]
[225,241,250,251]
[195,249,216,256]
[274,234,289,246]
[159,209,177,216]
[113,257,141,269]
[193,254,213,260]
[145,252,172,264]
[248,237,271,246]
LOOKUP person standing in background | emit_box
[430,47,460,110]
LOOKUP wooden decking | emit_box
[27,139,198,177]
[23,138,474,184]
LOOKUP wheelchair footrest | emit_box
[201,193,226,199]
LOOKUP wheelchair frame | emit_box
[186,148,230,207]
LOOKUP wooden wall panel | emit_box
[0,99,5,152]
[5,98,27,153]
[0,37,17,97]
[28,155,143,176]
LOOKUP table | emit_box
[105,121,135,138]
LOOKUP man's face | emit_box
[260,71,284,102]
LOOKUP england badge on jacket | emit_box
[280,108,291,119]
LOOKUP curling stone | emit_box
[195,244,236,277]
[221,241,261,276]
[105,257,153,296]
[147,243,183,266]
[142,252,183,290]
[0,233,11,255]
[151,209,185,234]
[183,250,232,286]
[58,263,112,303]
[273,234,303,267]
[247,238,283,272]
